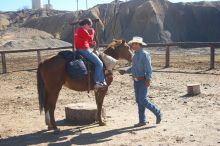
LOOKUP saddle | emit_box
[58,50,93,78]
[58,50,95,92]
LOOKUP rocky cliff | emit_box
[2,0,220,44]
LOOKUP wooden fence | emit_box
[0,42,220,74]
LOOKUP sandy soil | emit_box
[0,54,220,146]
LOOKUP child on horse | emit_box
[73,18,107,89]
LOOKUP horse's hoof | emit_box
[48,126,54,130]
[99,122,106,126]
[53,128,61,134]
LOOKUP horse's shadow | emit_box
[0,127,74,146]
[0,119,156,146]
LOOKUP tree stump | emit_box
[187,83,201,95]
[65,103,105,124]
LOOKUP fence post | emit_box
[37,50,41,64]
[1,52,7,74]
[210,46,215,69]
[165,46,170,68]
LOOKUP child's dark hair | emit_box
[79,18,93,26]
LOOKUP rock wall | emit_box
[16,0,220,43]
[164,1,220,42]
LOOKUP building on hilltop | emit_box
[44,4,53,10]
[32,0,43,9]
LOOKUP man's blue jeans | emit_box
[77,49,105,83]
[134,80,161,123]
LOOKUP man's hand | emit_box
[118,70,126,75]
[145,79,151,87]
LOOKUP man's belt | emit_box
[133,76,146,81]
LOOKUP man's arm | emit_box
[143,52,152,87]
[118,66,132,75]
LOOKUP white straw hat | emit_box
[128,36,147,45]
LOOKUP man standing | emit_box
[119,36,162,127]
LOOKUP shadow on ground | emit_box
[0,120,156,146]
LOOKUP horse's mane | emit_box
[106,39,124,49]
[104,39,127,59]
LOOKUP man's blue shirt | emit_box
[127,48,152,80]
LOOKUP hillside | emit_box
[1,0,220,50]
[0,27,71,50]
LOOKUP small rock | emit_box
[176,136,184,142]
[73,129,81,135]
[129,131,136,135]
[190,139,196,142]
[16,85,23,89]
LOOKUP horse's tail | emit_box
[37,63,46,114]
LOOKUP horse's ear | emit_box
[122,39,126,45]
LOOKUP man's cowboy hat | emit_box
[128,36,147,45]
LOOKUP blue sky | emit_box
[0,0,218,12]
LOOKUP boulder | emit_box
[0,17,9,30]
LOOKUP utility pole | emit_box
[86,0,88,9]
[76,0,79,10]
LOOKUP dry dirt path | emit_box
[0,70,220,146]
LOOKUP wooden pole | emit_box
[72,25,76,51]
[165,46,170,68]
[37,50,41,64]
[1,52,7,74]
[210,46,215,69]
[94,20,99,50]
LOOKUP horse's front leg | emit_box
[95,88,108,126]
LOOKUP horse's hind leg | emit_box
[45,109,52,129]
[95,89,108,126]
[45,92,60,131]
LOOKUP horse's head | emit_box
[104,39,133,62]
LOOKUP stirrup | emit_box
[94,82,107,89]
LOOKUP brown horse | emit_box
[37,39,133,131]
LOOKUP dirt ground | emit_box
[0,51,220,146]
